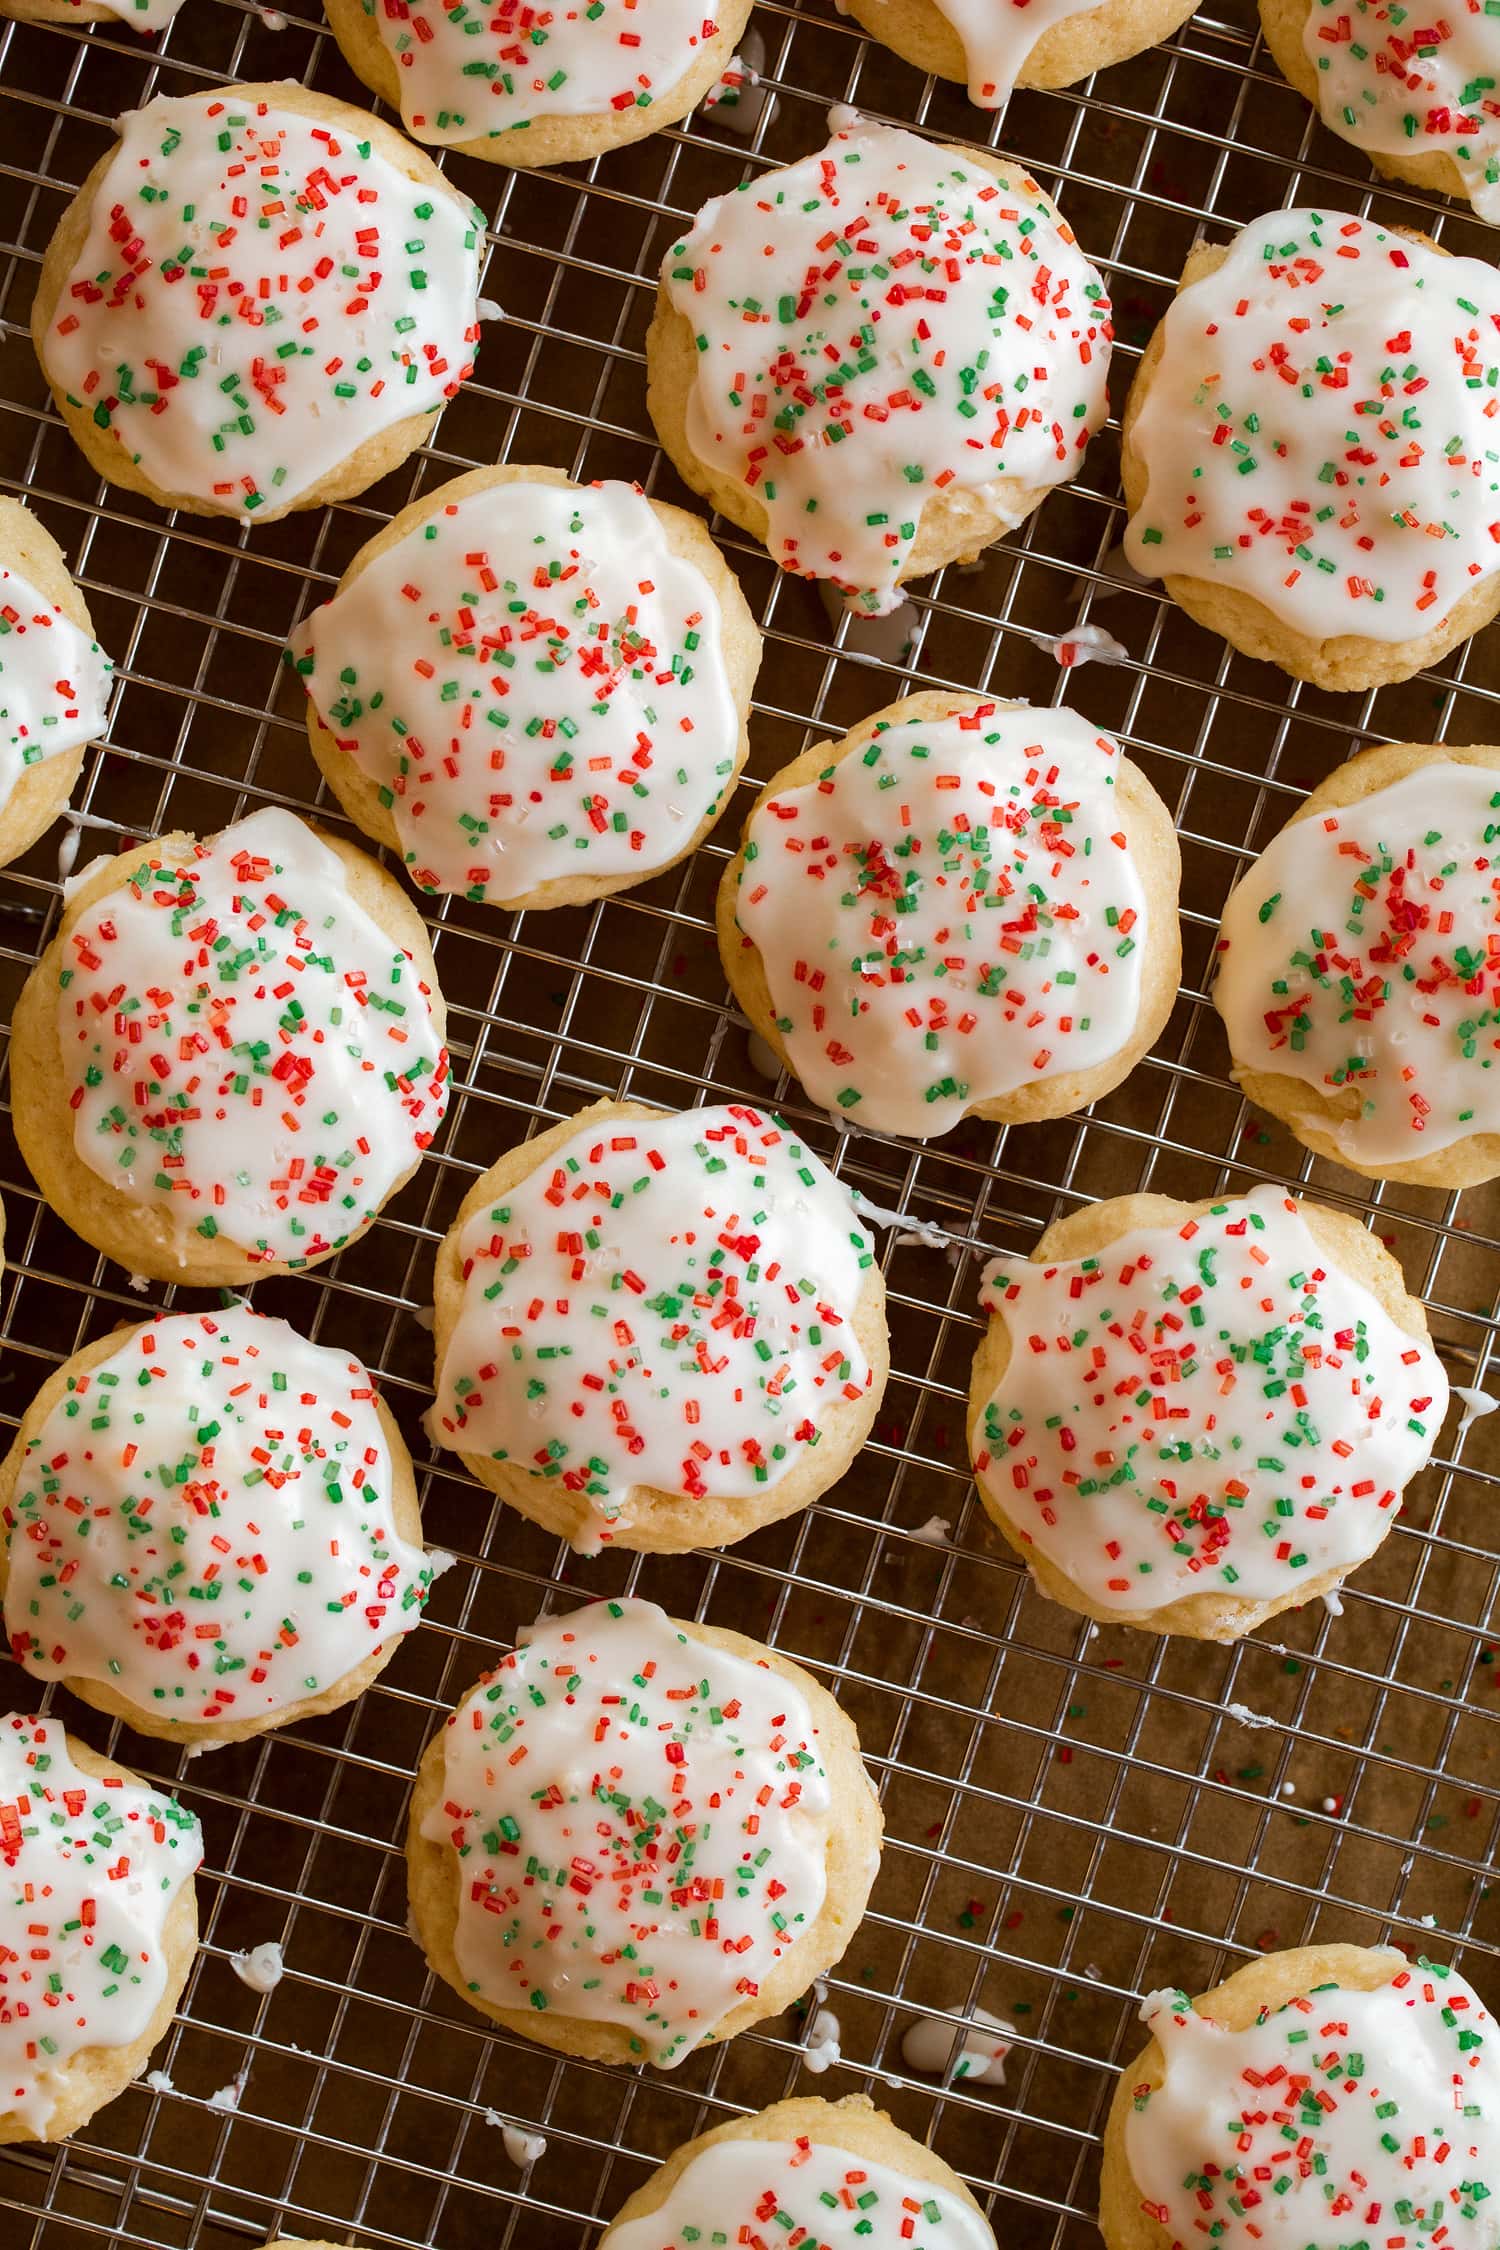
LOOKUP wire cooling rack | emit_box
[3,2,1500,2246]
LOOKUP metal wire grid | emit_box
[0,1,1498,2246]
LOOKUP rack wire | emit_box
[2,0,1499,2244]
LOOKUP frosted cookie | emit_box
[31,84,484,523]
[717,691,1181,1138]
[11,805,448,1286]
[432,1098,888,1553]
[1122,208,1500,690]
[0,0,181,25]
[842,0,1199,109]
[967,1182,1447,1640]
[0,1307,432,1746]
[293,465,761,910]
[0,1712,201,2143]
[1215,742,1500,1188]
[601,2095,995,2250]
[1260,0,1500,220]
[407,1597,882,2066]
[323,0,754,165]
[647,121,1112,616]
[1100,1943,1500,2250]
[0,500,110,871]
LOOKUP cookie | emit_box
[717,690,1180,1138]
[0,0,181,23]
[292,465,761,911]
[0,498,111,871]
[0,1306,433,1746]
[1121,209,1500,689]
[11,804,448,1286]
[1214,742,1500,1187]
[842,0,1199,109]
[322,0,753,165]
[31,83,484,523]
[1100,1944,1500,2250]
[0,1712,201,2143]
[967,1182,1447,1640]
[406,1596,882,2066]
[647,119,1111,616]
[431,1097,888,1553]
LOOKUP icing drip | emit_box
[969,1184,1448,1610]
[295,479,739,904]
[0,1714,202,2135]
[603,2132,997,2250]
[363,0,726,145]
[3,1308,432,1728]
[1302,0,1500,223]
[55,805,449,1266]
[1127,1964,1500,2250]
[0,563,112,809]
[434,1103,876,1550]
[1214,763,1500,1166]
[889,0,1103,106]
[1124,209,1500,645]
[732,702,1148,1136]
[421,1598,834,2064]
[40,91,483,518]
[661,123,1111,613]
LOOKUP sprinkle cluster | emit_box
[919,0,1104,106]
[1303,0,1500,222]
[424,1598,832,2064]
[0,560,112,809]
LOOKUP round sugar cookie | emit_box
[406,1597,883,2067]
[1259,0,1500,220]
[717,690,1181,1139]
[0,1306,433,1746]
[293,464,761,910]
[0,499,111,870]
[647,119,1112,617]
[30,83,484,523]
[11,804,449,1286]
[1100,1944,1500,2250]
[431,1097,888,1554]
[0,1712,201,2143]
[842,0,1199,110]
[1214,742,1500,1187]
[967,1181,1448,1640]
[600,2095,996,2250]
[1121,208,1500,690]
[322,0,754,165]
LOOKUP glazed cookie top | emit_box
[1124,208,1500,645]
[420,1597,834,2064]
[970,1184,1448,1611]
[732,701,1150,1136]
[294,478,741,904]
[56,805,449,1267]
[0,1712,202,2135]
[1301,1,1500,221]
[1215,761,1500,1167]
[604,2131,997,2250]
[0,560,112,803]
[3,1308,432,1729]
[660,122,1111,613]
[1127,1962,1500,2250]
[39,89,483,518]
[364,0,730,148]
[915,0,1102,105]
[73,0,185,25]
[435,1103,876,1552]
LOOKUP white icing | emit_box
[1214,763,1500,1166]
[602,2133,997,2250]
[731,704,1149,1137]
[1124,209,1500,645]
[3,1308,431,1729]
[901,2004,1012,2082]
[1046,620,1130,668]
[881,0,1102,105]
[296,479,740,905]
[0,563,111,815]
[421,1598,835,2065]
[40,91,483,519]
[0,1713,201,2135]
[230,1941,284,1993]
[80,0,184,25]
[434,1103,876,1551]
[498,2120,546,2165]
[1301,0,1500,223]
[970,1185,1449,1611]
[661,123,1111,613]
[55,806,449,1266]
